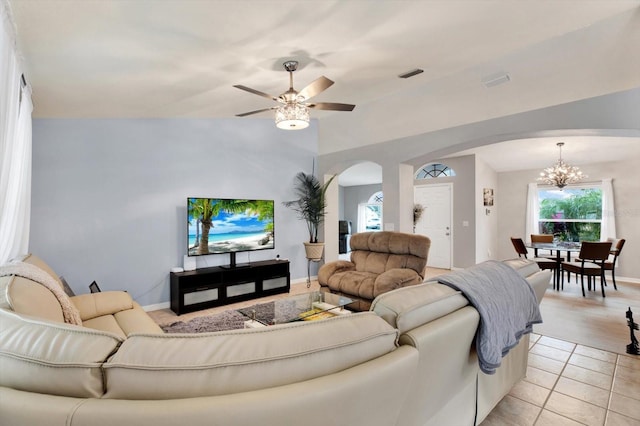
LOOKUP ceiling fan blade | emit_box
[233,85,281,102]
[298,76,334,100]
[307,102,355,111]
[236,107,277,117]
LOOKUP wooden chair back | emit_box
[607,238,626,257]
[531,234,553,243]
[510,237,529,258]
[578,242,613,263]
[530,234,557,257]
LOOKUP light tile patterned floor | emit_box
[481,334,640,426]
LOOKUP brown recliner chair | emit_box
[318,231,431,311]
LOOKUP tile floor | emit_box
[481,334,640,426]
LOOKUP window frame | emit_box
[537,183,603,242]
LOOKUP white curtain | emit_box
[600,178,616,241]
[525,183,539,242]
[0,2,32,264]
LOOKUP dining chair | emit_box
[603,238,626,290]
[530,234,564,261]
[511,237,559,284]
[561,241,612,297]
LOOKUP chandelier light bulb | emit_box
[537,142,586,189]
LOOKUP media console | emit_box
[170,259,290,315]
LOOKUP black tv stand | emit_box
[170,259,290,315]
[219,251,250,269]
[219,263,250,269]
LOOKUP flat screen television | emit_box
[187,198,275,267]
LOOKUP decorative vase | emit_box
[304,242,325,261]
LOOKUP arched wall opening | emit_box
[322,160,382,262]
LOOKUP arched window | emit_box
[359,191,383,233]
[415,163,456,179]
[368,191,383,203]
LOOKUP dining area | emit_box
[510,234,626,298]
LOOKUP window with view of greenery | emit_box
[538,186,602,242]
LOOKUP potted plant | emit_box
[413,203,424,232]
[283,171,336,260]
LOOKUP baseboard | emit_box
[292,276,316,286]
[618,276,640,284]
[142,301,170,312]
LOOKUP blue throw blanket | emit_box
[438,260,542,374]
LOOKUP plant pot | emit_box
[304,242,325,261]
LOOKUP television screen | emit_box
[187,198,275,257]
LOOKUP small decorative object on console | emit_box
[626,307,639,355]
[89,281,101,293]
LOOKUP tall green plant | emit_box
[283,172,336,243]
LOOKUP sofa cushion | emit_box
[113,303,164,336]
[20,253,64,287]
[503,258,541,278]
[350,232,430,276]
[0,254,82,325]
[374,268,423,295]
[326,270,378,300]
[371,282,469,333]
[82,315,128,339]
[0,253,66,322]
[71,291,135,321]
[0,275,65,323]
[103,312,398,400]
[0,309,123,398]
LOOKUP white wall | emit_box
[475,157,498,263]
[30,118,318,306]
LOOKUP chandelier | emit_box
[275,102,310,130]
[538,142,586,189]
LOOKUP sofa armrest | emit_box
[318,261,355,285]
[374,268,422,296]
[71,291,134,321]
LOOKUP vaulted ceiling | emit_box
[9,0,640,161]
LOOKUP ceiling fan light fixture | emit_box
[235,60,354,128]
[275,103,309,130]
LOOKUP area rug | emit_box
[162,310,247,333]
[161,300,298,333]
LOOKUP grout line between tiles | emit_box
[602,354,619,426]
[522,338,640,425]
[530,339,576,426]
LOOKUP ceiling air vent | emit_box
[481,72,510,88]
[399,68,424,79]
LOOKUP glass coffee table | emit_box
[237,291,353,327]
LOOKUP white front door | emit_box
[414,183,452,269]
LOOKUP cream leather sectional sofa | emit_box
[0,254,550,426]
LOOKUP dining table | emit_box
[527,241,582,290]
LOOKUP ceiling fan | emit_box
[234,60,356,130]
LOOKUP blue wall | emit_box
[30,118,318,307]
